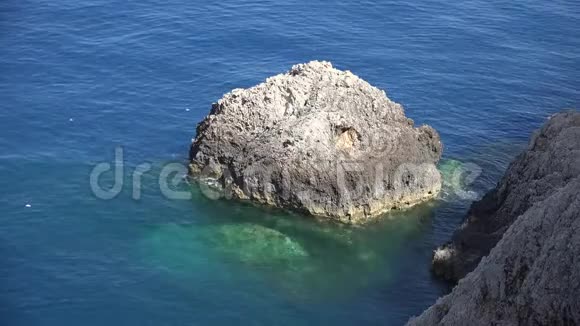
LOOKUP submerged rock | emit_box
[203,223,309,264]
[409,111,580,325]
[189,61,442,222]
[142,223,308,270]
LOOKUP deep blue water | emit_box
[1,0,578,325]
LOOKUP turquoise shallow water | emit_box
[1,0,579,325]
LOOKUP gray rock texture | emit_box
[409,111,580,325]
[432,111,580,282]
[189,61,442,222]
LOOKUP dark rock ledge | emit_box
[409,111,580,325]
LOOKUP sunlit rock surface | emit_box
[189,61,442,222]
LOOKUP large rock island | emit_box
[189,61,442,222]
[409,111,580,325]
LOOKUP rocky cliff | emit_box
[432,111,580,282]
[409,111,580,325]
[189,61,442,222]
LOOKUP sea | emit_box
[1,0,578,325]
